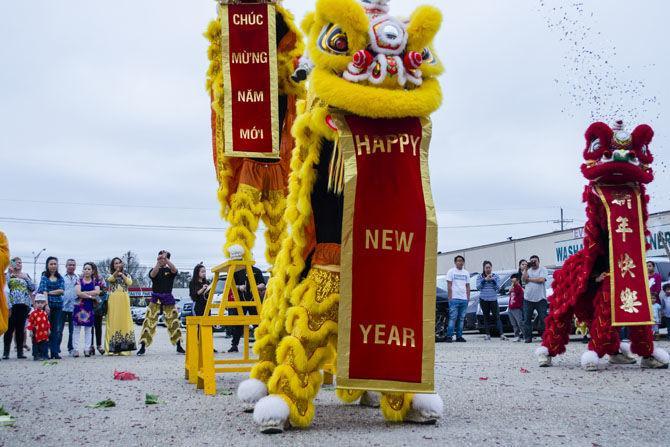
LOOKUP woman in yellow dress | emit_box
[0,231,9,336]
[105,257,137,355]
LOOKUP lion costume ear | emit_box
[406,6,443,78]
[632,124,654,164]
[584,122,613,160]
[307,0,369,73]
[315,0,369,36]
[301,11,316,35]
[406,5,442,51]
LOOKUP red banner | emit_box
[336,114,436,393]
[596,185,654,326]
[220,2,279,158]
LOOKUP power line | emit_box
[1,197,562,214]
[442,219,558,229]
[0,216,572,231]
[0,217,226,232]
[0,198,214,211]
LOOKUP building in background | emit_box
[438,210,670,274]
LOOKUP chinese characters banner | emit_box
[220,2,279,158]
[596,185,654,326]
[335,113,436,393]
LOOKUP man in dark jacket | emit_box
[228,266,266,352]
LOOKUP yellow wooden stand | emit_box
[184,259,262,395]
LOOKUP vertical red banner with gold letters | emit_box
[335,114,436,393]
[220,2,279,158]
[596,185,654,326]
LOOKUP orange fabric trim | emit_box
[313,243,341,267]
[238,159,287,195]
[278,31,297,54]
[279,95,297,169]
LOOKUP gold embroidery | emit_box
[611,193,633,209]
[615,217,633,242]
[617,253,637,278]
[619,288,642,314]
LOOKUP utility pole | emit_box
[553,207,573,232]
[32,248,46,280]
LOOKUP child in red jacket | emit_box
[27,294,51,361]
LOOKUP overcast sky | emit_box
[1,0,669,275]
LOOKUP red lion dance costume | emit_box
[537,120,669,371]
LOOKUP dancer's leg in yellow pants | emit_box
[266,266,339,428]
[224,184,264,260]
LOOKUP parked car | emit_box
[647,256,670,288]
[435,287,450,342]
[476,270,555,336]
[437,274,480,331]
[132,306,148,325]
[180,302,194,327]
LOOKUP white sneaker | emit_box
[500,335,508,341]
[514,337,522,343]
[608,353,636,365]
[538,354,552,367]
[641,356,669,369]
[359,391,380,408]
[536,346,552,367]
[484,335,491,341]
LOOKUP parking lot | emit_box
[1,326,667,446]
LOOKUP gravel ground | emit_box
[0,326,668,447]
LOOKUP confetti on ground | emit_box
[42,360,59,366]
[1,406,16,426]
[520,368,530,374]
[86,399,116,409]
[479,377,489,381]
[145,394,161,405]
[114,370,139,381]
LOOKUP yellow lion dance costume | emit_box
[205,2,304,263]
[236,0,444,433]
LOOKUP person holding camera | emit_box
[189,263,211,317]
[137,250,184,356]
[477,261,506,340]
[522,255,548,343]
[105,257,136,355]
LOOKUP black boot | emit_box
[176,341,185,354]
[228,345,239,353]
[137,343,146,356]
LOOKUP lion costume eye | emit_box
[640,144,649,156]
[588,139,601,153]
[318,23,349,55]
[421,48,437,65]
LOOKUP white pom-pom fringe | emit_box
[619,341,632,357]
[652,347,670,365]
[228,244,245,261]
[411,393,444,416]
[253,395,290,425]
[535,346,549,357]
[581,350,600,370]
[237,378,268,404]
